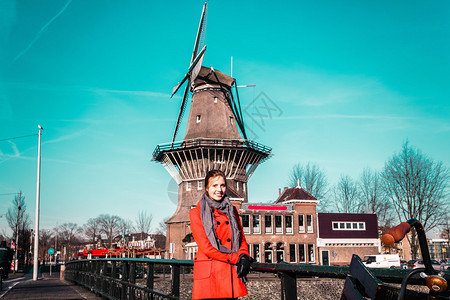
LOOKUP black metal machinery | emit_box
[342,218,449,300]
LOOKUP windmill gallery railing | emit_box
[64,253,449,300]
[152,138,272,161]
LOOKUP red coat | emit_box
[189,200,249,299]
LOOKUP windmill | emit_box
[152,2,271,259]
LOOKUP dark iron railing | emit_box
[152,138,272,161]
[64,256,448,300]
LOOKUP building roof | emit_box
[226,186,242,199]
[275,186,317,203]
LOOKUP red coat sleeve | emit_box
[189,206,240,264]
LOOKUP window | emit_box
[264,243,272,263]
[276,243,284,263]
[306,214,313,233]
[289,244,297,263]
[214,97,218,103]
[186,182,191,191]
[285,215,293,234]
[265,215,273,234]
[299,215,305,233]
[275,215,283,234]
[308,244,315,263]
[299,244,306,263]
[332,222,366,231]
[242,215,250,234]
[253,215,261,234]
[253,244,260,262]
[197,181,202,190]
[229,116,234,125]
[236,181,239,191]
[243,183,246,193]
[196,115,201,123]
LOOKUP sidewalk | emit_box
[1,272,101,299]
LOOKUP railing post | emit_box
[129,261,136,300]
[121,262,129,300]
[171,264,181,298]
[280,271,297,300]
[111,261,117,298]
[146,262,154,288]
[101,261,108,300]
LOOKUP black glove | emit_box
[236,254,251,278]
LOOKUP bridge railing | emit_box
[64,257,426,300]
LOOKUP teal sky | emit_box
[1,0,449,236]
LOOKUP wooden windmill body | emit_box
[152,2,271,259]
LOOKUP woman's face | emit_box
[206,175,226,201]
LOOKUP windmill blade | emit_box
[191,1,208,63]
[171,80,191,146]
[171,73,189,97]
[190,46,206,82]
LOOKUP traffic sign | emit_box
[48,248,55,255]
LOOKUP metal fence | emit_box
[64,257,434,300]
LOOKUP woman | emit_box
[189,169,251,300]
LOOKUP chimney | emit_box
[279,188,281,196]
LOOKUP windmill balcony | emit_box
[152,137,271,161]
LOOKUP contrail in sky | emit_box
[13,0,73,62]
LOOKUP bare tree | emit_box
[135,210,153,240]
[156,217,169,235]
[98,214,123,249]
[56,223,83,260]
[359,168,395,229]
[382,141,450,258]
[288,162,328,200]
[84,217,102,246]
[333,175,360,213]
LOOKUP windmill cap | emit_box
[193,66,235,90]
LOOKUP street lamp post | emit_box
[33,125,43,280]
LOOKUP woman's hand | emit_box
[236,254,251,278]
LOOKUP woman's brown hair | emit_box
[204,169,226,191]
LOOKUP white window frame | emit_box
[276,242,284,263]
[242,215,250,234]
[252,214,261,234]
[289,244,297,263]
[306,214,313,233]
[299,214,305,233]
[196,115,201,123]
[264,215,273,234]
[253,244,261,262]
[264,243,273,263]
[308,244,316,263]
[186,182,191,191]
[275,215,283,234]
[285,215,293,234]
[197,181,203,190]
[299,244,306,263]
[332,221,366,231]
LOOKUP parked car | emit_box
[406,259,419,269]
[411,259,441,271]
[362,254,401,268]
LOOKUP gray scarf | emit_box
[200,193,240,253]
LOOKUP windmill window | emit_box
[229,116,233,125]
[197,181,203,190]
[186,182,192,191]
[196,115,201,123]
[214,97,218,103]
